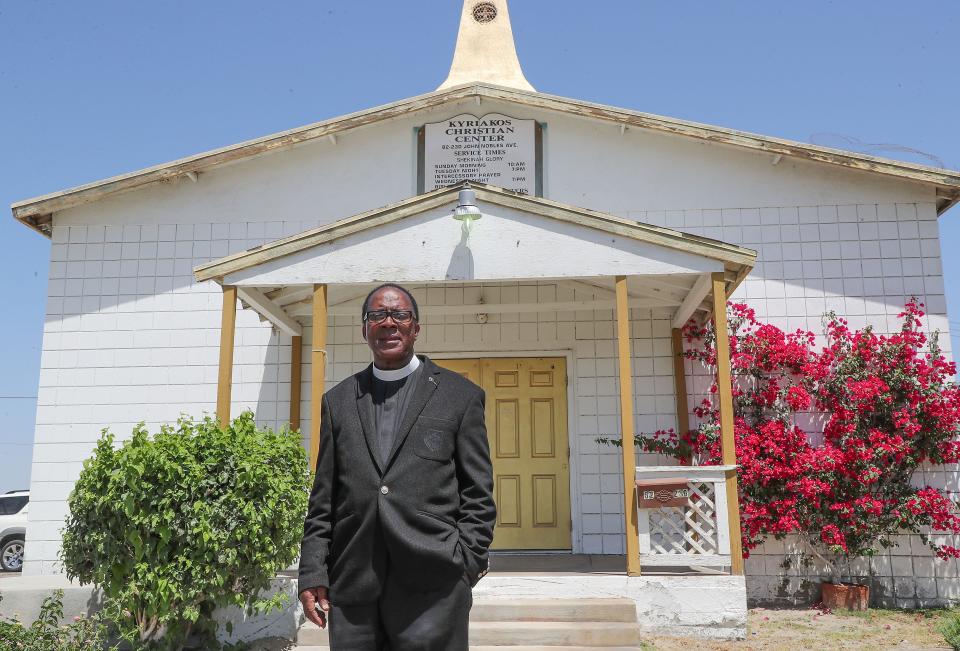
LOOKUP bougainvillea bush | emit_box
[607,300,960,578]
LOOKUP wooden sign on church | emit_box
[417,112,543,196]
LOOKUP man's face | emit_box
[361,287,420,369]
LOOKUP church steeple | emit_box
[437,0,535,92]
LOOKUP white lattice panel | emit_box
[647,481,719,555]
[637,465,735,568]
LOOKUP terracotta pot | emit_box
[821,582,869,611]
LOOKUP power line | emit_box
[0,396,38,400]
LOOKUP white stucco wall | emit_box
[24,98,955,608]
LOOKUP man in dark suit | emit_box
[298,283,496,650]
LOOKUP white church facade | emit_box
[12,0,960,631]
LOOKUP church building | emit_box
[11,0,960,639]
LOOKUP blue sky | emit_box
[0,1,958,493]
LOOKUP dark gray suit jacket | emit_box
[298,355,496,605]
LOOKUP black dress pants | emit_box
[328,571,472,651]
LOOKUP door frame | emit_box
[424,347,583,554]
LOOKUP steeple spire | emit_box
[437,0,535,92]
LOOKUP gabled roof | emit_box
[193,181,756,295]
[13,83,960,237]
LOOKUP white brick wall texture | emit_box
[27,201,957,609]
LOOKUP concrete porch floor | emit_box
[475,558,747,640]
[488,553,729,576]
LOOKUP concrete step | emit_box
[470,598,637,622]
[298,622,328,646]
[298,620,640,647]
[470,621,640,647]
[295,648,642,651]
[470,647,642,651]
[296,598,640,647]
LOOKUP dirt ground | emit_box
[643,607,954,651]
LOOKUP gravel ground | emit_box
[642,607,954,651]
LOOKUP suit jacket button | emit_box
[380,485,389,495]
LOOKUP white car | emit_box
[0,490,29,572]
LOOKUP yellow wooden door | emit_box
[435,356,571,550]
[434,358,481,386]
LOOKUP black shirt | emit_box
[370,364,423,464]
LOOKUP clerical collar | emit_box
[372,355,421,382]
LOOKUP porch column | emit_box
[216,285,238,427]
[615,275,642,576]
[711,272,745,575]
[670,328,691,462]
[290,335,303,431]
[310,284,328,471]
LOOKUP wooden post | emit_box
[672,326,699,543]
[615,275,642,576]
[671,328,691,461]
[310,284,328,471]
[290,335,302,431]
[216,285,237,427]
[712,271,745,576]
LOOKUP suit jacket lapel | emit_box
[383,357,440,472]
[355,366,384,476]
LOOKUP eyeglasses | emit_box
[363,309,416,324]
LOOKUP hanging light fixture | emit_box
[452,184,482,240]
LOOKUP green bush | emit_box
[60,412,310,650]
[941,609,960,650]
[0,589,118,650]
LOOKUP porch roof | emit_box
[195,182,755,281]
[193,183,755,337]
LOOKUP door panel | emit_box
[437,358,481,386]
[435,356,571,550]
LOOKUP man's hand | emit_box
[299,586,331,628]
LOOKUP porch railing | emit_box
[635,465,737,569]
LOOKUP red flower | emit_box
[821,524,848,552]
[649,299,960,562]
[785,386,811,411]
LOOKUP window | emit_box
[0,496,28,515]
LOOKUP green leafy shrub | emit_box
[0,589,118,650]
[941,609,960,650]
[60,412,310,650]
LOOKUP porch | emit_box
[288,554,746,642]
[478,554,746,640]
[192,182,757,638]
[287,554,746,642]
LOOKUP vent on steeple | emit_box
[437,0,535,92]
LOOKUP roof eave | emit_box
[9,84,496,234]
[471,184,758,268]
[13,82,960,238]
[937,188,960,216]
[14,212,52,237]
